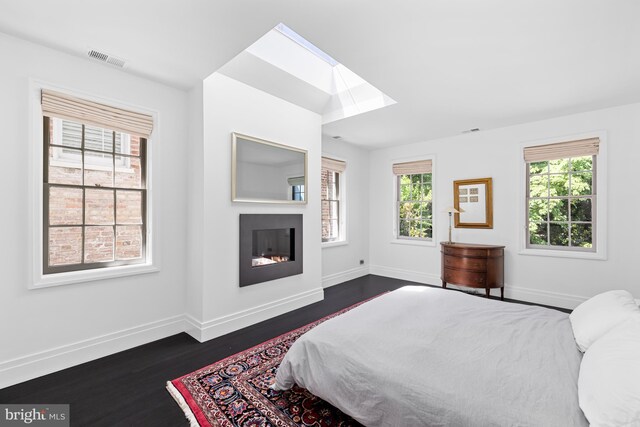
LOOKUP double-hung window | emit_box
[41,89,153,275]
[321,157,346,243]
[394,159,433,240]
[524,137,599,251]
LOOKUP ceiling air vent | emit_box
[87,49,126,68]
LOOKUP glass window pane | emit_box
[422,173,432,183]
[85,189,114,225]
[529,175,548,198]
[408,220,422,237]
[529,161,547,175]
[421,221,433,238]
[49,186,83,225]
[84,226,114,263]
[116,190,143,224]
[48,227,82,266]
[399,202,419,220]
[84,125,114,152]
[115,156,142,189]
[570,198,592,222]
[411,174,421,185]
[571,156,592,172]
[548,199,568,222]
[549,223,569,246]
[399,184,411,201]
[422,202,432,219]
[549,174,569,197]
[114,132,133,155]
[528,199,548,222]
[49,119,82,148]
[84,151,113,187]
[571,224,593,248]
[48,147,83,185]
[116,225,143,260]
[422,184,432,201]
[571,172,592,196]
[399,175,411,186]
[549,158,569,173]
[529,222,548,245]
[399,220,409,237]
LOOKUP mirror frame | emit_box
[231,132,308,204]
[453,177,493,229]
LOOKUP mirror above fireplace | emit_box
[232,133,308,204]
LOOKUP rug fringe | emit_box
[166,381,200,427]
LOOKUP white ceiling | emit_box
[2,1,640,148]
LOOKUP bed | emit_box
[274,286,589,426]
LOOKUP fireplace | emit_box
[239,214,303,287]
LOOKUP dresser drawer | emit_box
[443,255,486,272]
[443,268,486,288]
[442,245,491,258]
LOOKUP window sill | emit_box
[518,248,606,260]
[30,263,159,289]
[390,238,436,247]
[322,240,348,248]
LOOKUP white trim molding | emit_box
[0,315,185,390]
[185,287,324,342]
[370,265,586,309]
[322,266,369,289]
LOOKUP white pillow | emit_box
[569,290,640,352]
[578,318,640,426]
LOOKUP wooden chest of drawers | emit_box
[440,242,505,300]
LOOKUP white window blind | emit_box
[41,89,154,138]
[524,138,599,163]
[392,159,432,175]
[322,157,346,173]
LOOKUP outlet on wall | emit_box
[359,260,365,265]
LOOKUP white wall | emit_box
[185,73,323,341]
[369,103,640,308]
[321,137,371,287]
[0,34,189,388]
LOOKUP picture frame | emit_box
[453,177,493,229]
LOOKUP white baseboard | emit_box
[369,264,440,286]
[504,286,586,309]
[370,264,585,309]
[186,287,324,342]
[322,266,369,288]
[0,315,185,390]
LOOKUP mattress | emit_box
[274,286,588,426]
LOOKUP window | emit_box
[321,157,346,243]
[41,89,153,275]
[525,138,599,251]
[287,176,305,201]
[394,160,433,240]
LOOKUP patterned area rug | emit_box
[167,300,375,427]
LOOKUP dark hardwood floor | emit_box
[0,275,568,426]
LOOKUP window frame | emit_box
[320,157,349,248]
[28,81,159,289]
[391,155,436,247]
[519,132,607,260]
[43,116,148,274]
[321,168,344,244]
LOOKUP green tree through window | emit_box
[527,156,595,249]
[397,173,433,239]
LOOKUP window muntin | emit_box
[321,169,340,242]
[526,155,596,250]
[397,173,433,240]
[44,116,147,274]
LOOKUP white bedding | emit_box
[274,286,588,426]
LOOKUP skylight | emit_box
[275,23,339,67]
[217,23,396,125]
